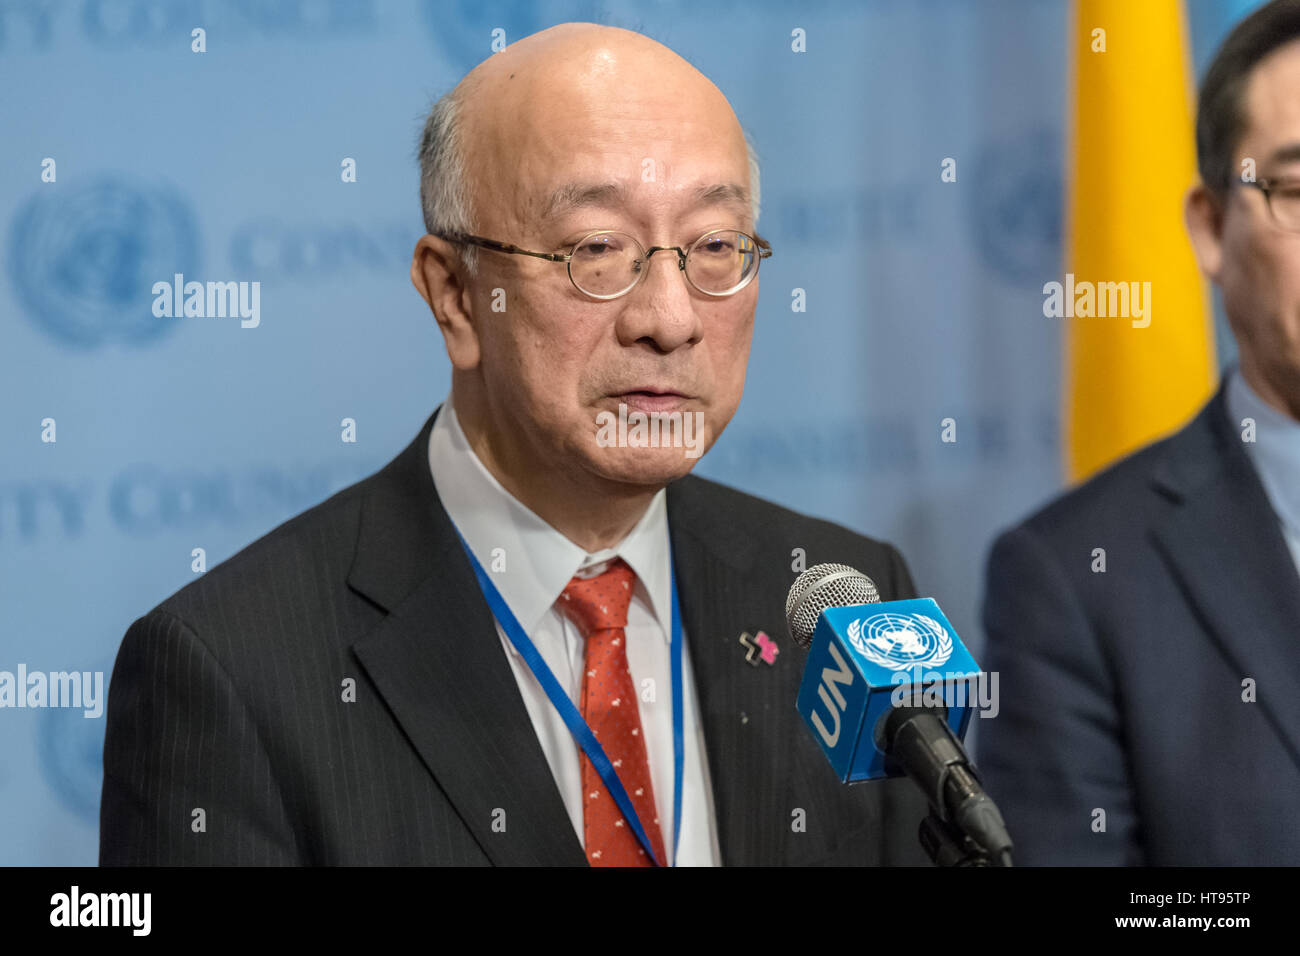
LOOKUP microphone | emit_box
[786,562,1013,866]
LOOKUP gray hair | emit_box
[417,87,763,281]
[417,85,481,276]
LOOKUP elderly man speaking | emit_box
[100,23,926,866]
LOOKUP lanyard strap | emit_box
[453,527,684,867]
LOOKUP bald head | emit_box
[418,23,760,272]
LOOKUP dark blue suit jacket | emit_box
[977,382,1300,865]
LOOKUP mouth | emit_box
[607,388,694,414]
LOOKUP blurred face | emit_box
[1191,38,1300,416]
[453,45,759,491]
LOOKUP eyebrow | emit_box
[1267,142,1300,167]
[538,180,752,224]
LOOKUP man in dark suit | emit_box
[977,0,1300,865]
[100,22,928,866]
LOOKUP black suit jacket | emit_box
[100,406,930,865]
[977,382,1300,865]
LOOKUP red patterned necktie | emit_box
[558,558,667,867]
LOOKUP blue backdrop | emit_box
[0,0,1259,864]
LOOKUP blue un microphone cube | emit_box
[795,598,982,783]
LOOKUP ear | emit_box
[1184,182,1225,283]
[410,234,480,370]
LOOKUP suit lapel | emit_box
[1150,387,1300,770]
[341,410,833,866]
[667,478,796,866]
[347,409,586,866]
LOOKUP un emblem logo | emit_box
[38,704,107,827]
[847,613,953,670]
[8,177,198,349]
[966,127,1061,287]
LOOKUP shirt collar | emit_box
[1225,363,1300,539]
[427,394,674,649]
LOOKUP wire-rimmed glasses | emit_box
[433,227,773,299]
[1239,177,1300,232]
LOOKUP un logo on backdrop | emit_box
[38,703,107,826]
[8,177,198,349]
[966,127,1062,287]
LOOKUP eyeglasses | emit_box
[432,227,773,299]
[1238,177,1300,232]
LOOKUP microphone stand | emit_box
[919,812,1009,867]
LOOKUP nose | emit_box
[615,247,702,352]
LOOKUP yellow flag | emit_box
[1064,0,1217,483]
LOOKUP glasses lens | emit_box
[687,230,760,295]
[569,232,642,298]
[1268,182,1300,231]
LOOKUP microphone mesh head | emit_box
[785,562,881,649]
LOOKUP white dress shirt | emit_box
[1226,365,1300,577]
[427,394,721,865]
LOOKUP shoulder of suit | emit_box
[145,464,382,627]
[145,459,914,629]
[669,472,910,577]
[994,394,1223,550]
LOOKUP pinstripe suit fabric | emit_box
[100,407,930,866]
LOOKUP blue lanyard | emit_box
[453,527,684,867]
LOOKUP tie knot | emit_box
[559,558,637,634]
